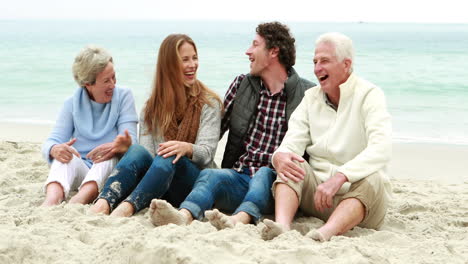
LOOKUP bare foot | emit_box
[110,202,134,217]
[261,219,288,240]
[89,198,110,215]
[205,209,235,230]
[149,199,189,226]
[41,199,62,207]
[305,229,328,242]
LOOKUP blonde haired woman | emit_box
[41,45,138,206]
[90,34,222,217]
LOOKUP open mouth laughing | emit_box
[318,75,329,82]
[105,89,113,97]
[184,71,196,79]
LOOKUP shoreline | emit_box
[2,120,468,146]
[1,121,467,184]
[0,121,53,143]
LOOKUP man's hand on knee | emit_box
[272,152,306,183]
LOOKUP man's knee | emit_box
[195,169,228,186]
[346,173,388,230]
[251,167,275,185]
[272,163,312,203]
[272,182,300,200]
[198,168,218,179]
[256,166,273,176]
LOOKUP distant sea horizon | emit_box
[2,18,468,24]
[1,19,467,145]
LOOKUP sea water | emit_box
[1,20,467,144]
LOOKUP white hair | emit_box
[316,32,354,73]
[72,45,113,87]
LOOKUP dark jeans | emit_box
[98,144,201,212]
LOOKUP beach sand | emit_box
[0,122,467,263]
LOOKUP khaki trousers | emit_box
[272,161,388,229]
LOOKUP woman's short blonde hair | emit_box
[72,45,113,87]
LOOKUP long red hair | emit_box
[143,34,221,136]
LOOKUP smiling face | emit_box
[179,41,198,86]
[313,42,351,94]
[85,62,116,103]
[245,34,272,76]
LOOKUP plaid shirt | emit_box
[221,74,288,176]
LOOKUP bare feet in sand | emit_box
[205,209,235,230]
[41,197,63,207]
[89,198,110,215]
[305,229,328,242]
[110,202,134,217]
[261,219,288,240]
[149,199,190,226]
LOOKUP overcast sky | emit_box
[2,0,467,23]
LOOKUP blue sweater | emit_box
[42,87,138,167]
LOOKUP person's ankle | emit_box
[180,209,193,224]
[233,212,251,225]
[111,202,134,217]
[90,199,110,214]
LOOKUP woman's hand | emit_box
[112,130,132,154]
[87,142,114,163]
[87,130,132,163]
[50,138,80,164]
[157,141,193,164]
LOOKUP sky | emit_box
[1,0,467,23]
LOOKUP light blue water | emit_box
[1,20,467,144]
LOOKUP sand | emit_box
[0,122,467,263]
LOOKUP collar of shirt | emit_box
[258,68,291,96]
[259,79,286,97]
[324,93,338,111]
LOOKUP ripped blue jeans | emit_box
[97,144,201,212]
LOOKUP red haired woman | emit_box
[90,34,222,216]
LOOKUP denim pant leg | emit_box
[98,144,153,210]
[163,158,203,208]
[234,167,276,222]
[180,169,250,220]
[124,155,201,212]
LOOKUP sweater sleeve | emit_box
[272,94,312,163]
[191,98,222,168]
[41,99,75,164]
[117,88,138,144]
[337,88,392,182]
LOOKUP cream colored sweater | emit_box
[273,73,392,194]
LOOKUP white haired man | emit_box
[262,32,392,241]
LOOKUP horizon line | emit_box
[1,18,468,25]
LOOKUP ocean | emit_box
[1,20,467,145]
